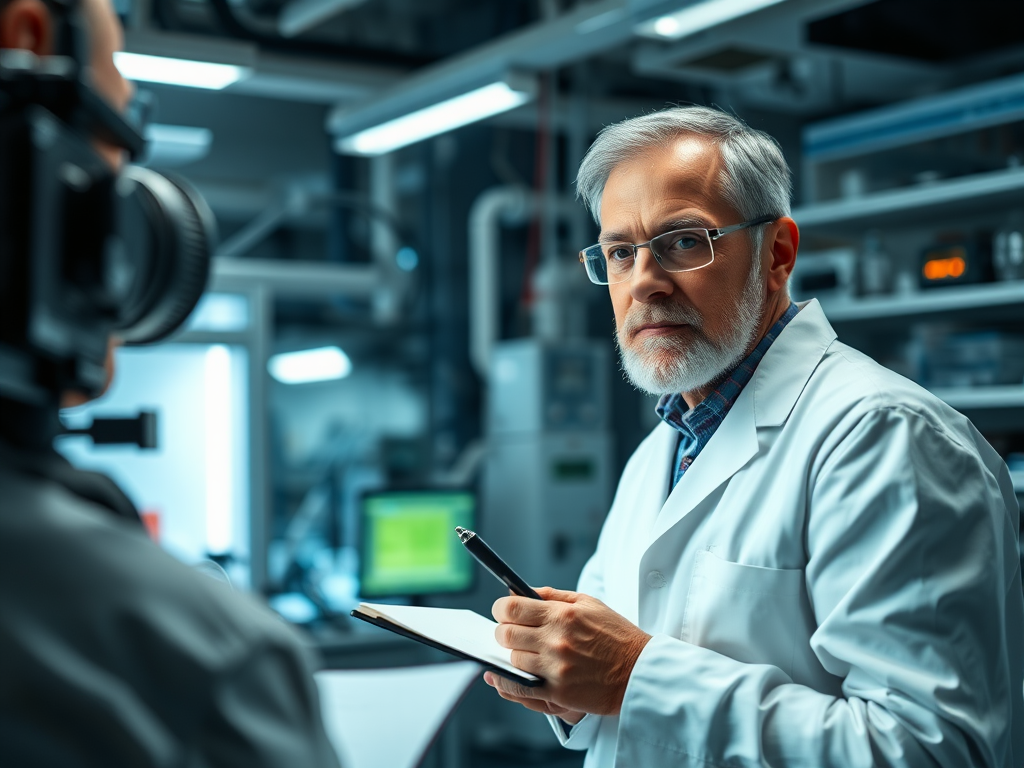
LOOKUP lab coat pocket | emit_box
[681,549,805,678]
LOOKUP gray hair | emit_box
[576,106,792,255]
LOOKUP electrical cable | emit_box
[519,72,550,310]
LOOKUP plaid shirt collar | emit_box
[656,302,799,452]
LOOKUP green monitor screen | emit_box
[358,489,476,598]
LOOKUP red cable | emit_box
[520,74,550,308]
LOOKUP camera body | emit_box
[0,44,216,407]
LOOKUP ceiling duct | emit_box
[278,0,371,38]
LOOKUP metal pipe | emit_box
[211,257,379,298]
[467,185,580,377]
[215,200,293,260]
[370,153,407,324]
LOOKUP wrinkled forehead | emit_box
[599,137,732,227]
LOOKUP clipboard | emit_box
[350,605,543,688]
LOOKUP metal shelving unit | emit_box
[800,73,1024,451]
[817,281,1024,324]
[930,385,1024,411]
[814,293,1024,422]
[793,167,1024,235]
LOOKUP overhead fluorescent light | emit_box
[113,52,251,90]
[142,124,213,167]
[268,346,352,384]
[335,79,534,156]
[636,0,789,41]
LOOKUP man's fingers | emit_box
[484,672,565,715]
[484,671,546,701]
[494,622,543,651]
[509,649,545,677]
[492,596,548,626]
[508,695,558,714]
[535,586,579,602]
[492,589,585,626]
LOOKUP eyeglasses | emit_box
[579,215,775,285]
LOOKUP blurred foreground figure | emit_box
[0,0,340,764]
[486,106,1024,768]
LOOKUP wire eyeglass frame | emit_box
[579,214,776,285]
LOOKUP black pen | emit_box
[455,526,543,600]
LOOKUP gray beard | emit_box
[615,264,765,397]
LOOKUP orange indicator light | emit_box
[922,256,967,281]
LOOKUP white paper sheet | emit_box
[315,661,480,768]
[358,603,540,681]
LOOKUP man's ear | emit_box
[0,0,52,55]
[764,216,799,294]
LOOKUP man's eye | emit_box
[672,236,699,250]
[607,246,633,262]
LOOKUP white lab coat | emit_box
[550,300,1024,768]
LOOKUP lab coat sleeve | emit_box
[197,636,342,768]
[613,406,1021,768]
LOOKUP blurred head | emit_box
[0,0,133,169]
[576,106,798,399]
[0,0,132,406]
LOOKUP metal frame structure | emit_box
[171,256,383,593]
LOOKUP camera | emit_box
[0,9,216,409]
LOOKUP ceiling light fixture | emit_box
[635,0,789,41]
[142,124,214,167]
[113,52,251,90]
[268,346,352,385]
[334,76,535,157]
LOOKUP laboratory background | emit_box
[57,0,1024,765]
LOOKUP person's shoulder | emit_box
[813,341,960,421]
[770,302,961,435]
[0,466,305,665]
[797,340,993,464]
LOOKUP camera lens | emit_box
[111,167,217,345]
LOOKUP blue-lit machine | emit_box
[480,338,612,747]
[483,339,612,596]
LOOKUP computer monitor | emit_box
[358,489,476,599]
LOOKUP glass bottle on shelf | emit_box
[993,210,1024,282]
[859,230,892,296]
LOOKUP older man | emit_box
[485,106,1024,768]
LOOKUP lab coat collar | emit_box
[649,299,837,540]
[752,299,838,428]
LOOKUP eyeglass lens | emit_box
[585,229,714,284]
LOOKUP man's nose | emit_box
[628,246,675,303]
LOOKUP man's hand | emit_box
[486,586,651,718]
[482,673,587,724]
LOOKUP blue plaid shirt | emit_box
[656,303,799,489]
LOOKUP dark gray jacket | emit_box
[0,440,342,768]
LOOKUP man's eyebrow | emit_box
[660,216,712,231]
[598,230,632,244]
[598,217,711,244]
